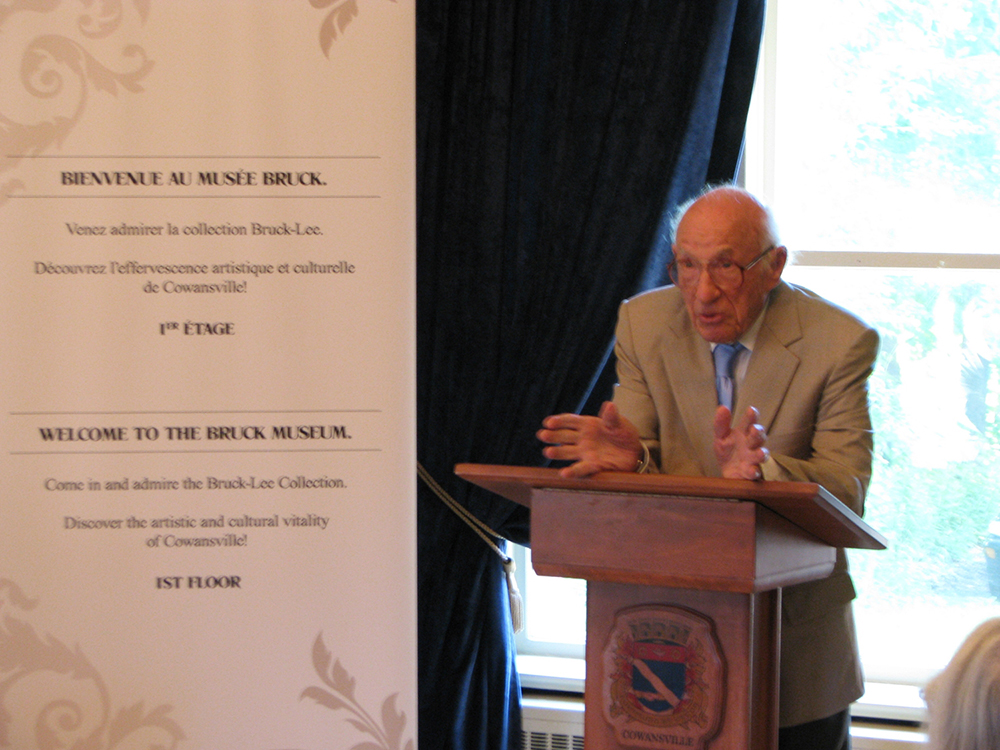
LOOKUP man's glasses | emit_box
[667,245,775,291]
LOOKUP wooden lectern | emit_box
[455,464,886,750]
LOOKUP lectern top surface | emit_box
[454,463,887,551]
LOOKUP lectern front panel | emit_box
[530,489,834,593]
[586,582,779,750]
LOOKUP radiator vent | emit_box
[521,694,585,750]
[521,730,584,750]
[520,691,927,750]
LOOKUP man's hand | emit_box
[537,401,643,478]
[713,405,769,480]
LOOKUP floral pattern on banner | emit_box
[0,0,154,208]
[309,0,398,58]
[302,634,414,750]
[0,578,184,750]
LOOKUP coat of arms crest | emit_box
[603,605,725,748]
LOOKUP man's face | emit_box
[672,195,784,344]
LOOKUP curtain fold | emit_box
[416,2,765,748]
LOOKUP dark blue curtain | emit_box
[416,2,765,748]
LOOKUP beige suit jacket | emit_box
[612,280,879,727]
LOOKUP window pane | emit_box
[520,546,586,652]
[782,265,1000,685]
[771,0,1000,257]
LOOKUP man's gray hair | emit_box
[669,184,781,252]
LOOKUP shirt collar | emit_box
[709,298,769,354]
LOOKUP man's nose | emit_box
[694,267,722,300]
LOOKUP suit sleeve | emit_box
[611,298,662,471]
[767,325,879,516]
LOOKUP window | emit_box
[516,0,1000,717]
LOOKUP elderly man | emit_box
[538,186,879,750]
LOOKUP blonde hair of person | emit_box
[924,617,1000,750]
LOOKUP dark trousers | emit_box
[778,709,850,750]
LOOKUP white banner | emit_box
[1,2,415,749]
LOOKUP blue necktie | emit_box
[713,343,743,410]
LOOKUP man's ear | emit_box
[767,245,788,288]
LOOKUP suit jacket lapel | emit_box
[737,283,802,432]
[663,306,719,474]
